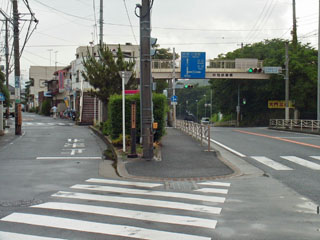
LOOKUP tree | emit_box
[0,71,10,107]
[210,39,318,125]
[82,45,136,120]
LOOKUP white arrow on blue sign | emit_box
[171,95,178,102]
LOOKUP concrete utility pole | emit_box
[318,0,320,120]
[285,42,290,120]
[292,0,298,50]
[5,19,9,119]
[99,0,103,47]
[139,0,153,160]
[13,0,22,135]
[172,47,176,127]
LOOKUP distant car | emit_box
[200,117,210,124]
[184,114,195,122]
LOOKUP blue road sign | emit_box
[171,95,178,102]
[181,52,206,79]
[0,92,5,102]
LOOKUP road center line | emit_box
[234,130,320,149]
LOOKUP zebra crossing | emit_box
[251,155,320,171]
[0,178,231,239]
[22,122,74,127]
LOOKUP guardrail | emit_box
[176,120,212,151]
[269,119,320,133]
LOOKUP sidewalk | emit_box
[117,127,237,180]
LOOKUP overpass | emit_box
[143,58,271,80]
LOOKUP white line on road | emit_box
[1,213,211,240]
[281,156,320,170]
[33,202,217,229]
[210,138,246,158]
[86,178,163,188]
[36,157,102,160]
[52,191,222,214]
[251,156,293,170]
[0,231,66,240]
[194,188,229,194]
[197,181,231,187]
[71,184,226,203]
[311,156,320,160]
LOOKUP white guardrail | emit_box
[176,120,212,151]
[269,119,320,132]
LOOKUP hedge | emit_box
[105,93,167,142]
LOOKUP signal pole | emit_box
[13,0,22,135]
[139,0,153,160]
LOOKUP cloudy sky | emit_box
[0,0,319,86]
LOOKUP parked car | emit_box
[200,117,210,124]
[184,114,195,122]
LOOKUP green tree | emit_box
[82,45,136,120]
[0,71,10,107]
[210,39,318,125]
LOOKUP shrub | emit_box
[106,93,167,142]
[41,99,51,116]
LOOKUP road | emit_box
[210,126,320,205]
[0,114,320,239]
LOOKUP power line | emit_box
[123,0,138,44]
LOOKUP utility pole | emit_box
[139,0,153,160]
[13,0,22,135]
[285,42,290,120]
[172,47,176,127]
[318,0,320,120]
[99,0,103,47]
[292,0,298,50]
[5,19,9,119]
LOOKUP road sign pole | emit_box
[172,47,176,128]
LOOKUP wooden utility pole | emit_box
[13,0,22,135]
[139,0,153,160]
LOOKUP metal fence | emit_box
[269,119,320,133]
[176,120,212,151]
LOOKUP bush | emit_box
[41,99,51,116]
[106,93,167,142]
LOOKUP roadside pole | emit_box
[0,101,3,136]
[318,0,320,120]
[13,0,22,135]
[172,47,176,128]
[285,42,290,120]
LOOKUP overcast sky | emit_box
[0,0,319,86]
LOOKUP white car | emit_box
[200,117,210,124]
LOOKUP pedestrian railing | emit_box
[176,120,212,151]
[269,119,320,133]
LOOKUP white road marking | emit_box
[194,188,229,194]
[311,156,320,160]
[86,178,163,188]
[251,156,293,170]
[198,181,231,187]
[0,231,66,240]
[209,138,246,157]
[53,191,222,214]
[36,157,101,160]
[71,184,225,203]
[281,156,320,170]
[33,202,217,229]
[1,213,211,240]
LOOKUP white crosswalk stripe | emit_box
[281,156,320,170]
[251,156,293,170]
[250,156,320,170]
[0,178,231,239]
[22,122,74,127]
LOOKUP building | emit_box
[28,66,65,109]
